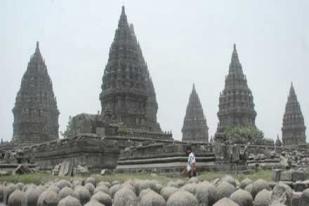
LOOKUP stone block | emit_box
[292,171,305,182]
[294,182,306,192]
[292,192,302,206]
[272,169,282,182]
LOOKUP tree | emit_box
[61,116,74,138]
[223,126,264,144]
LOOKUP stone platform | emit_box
[116,142,217,173]
[27,135,120,172]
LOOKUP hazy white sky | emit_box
[1,0,309,142]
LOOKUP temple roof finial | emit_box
[35,41,40,54]
[118,6,128,28]
[121,5,125,15]
[289,82,296,98]
[232,43,238,61]
[229,43,243,74]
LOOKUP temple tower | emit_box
[282,83,306,145]
[215,44,257,140]
[182,85,209,142]
[12,42,59,144]
[100,7,161,132]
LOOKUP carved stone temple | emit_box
[12,42,59,145]
[282,83,306,145]
[99,6,161,132]
[182,84,209,142]
[215,44,257,140]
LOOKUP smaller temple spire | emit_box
[282,83,306,145]
[182,84,209,142]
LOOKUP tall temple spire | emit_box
[100,6,161,132]
[12,42,59,145]
[282,83,306,145]
[215,45,257,142]
[182,84,209,143]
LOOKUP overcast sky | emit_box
[1,0,309,142]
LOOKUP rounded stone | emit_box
[160,186,178,201]
[254,189,272,206]
[56,180,72,190]
[222,175,237,187]
[251,179,270,198]
[25,187,42,206]
[58,195,81,206]
[37,189,60,206]
[8,190,26,206]
[139,189,165,206]
[113,187,137,206]
[217,181,236,200]
[91,191,112,206]
[240,178,253,189]
[195,181,218,205]
[59,187,74,199]
[230,189,253,206]
[84,183,95,194]
[72,186,91,205]
[166,190,198,206]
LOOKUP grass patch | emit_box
[199,169,272,182]
[0,169,273,185]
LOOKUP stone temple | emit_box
[12,42,59,145]
[99,6,161,132]
[282,83,306,145]
[215,44,257,140]
[182,84,209,142]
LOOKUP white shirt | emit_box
[187,152,196,172]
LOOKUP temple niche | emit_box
[182,84,209,143]
[215,44,258,143]
[12,42,59,145]
[99,6,161,133]
[282,83,306,145]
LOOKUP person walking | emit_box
[183,146,196,177]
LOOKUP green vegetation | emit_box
[61,116,73,138]
[222,126,264,144]
[0,170,272,184]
